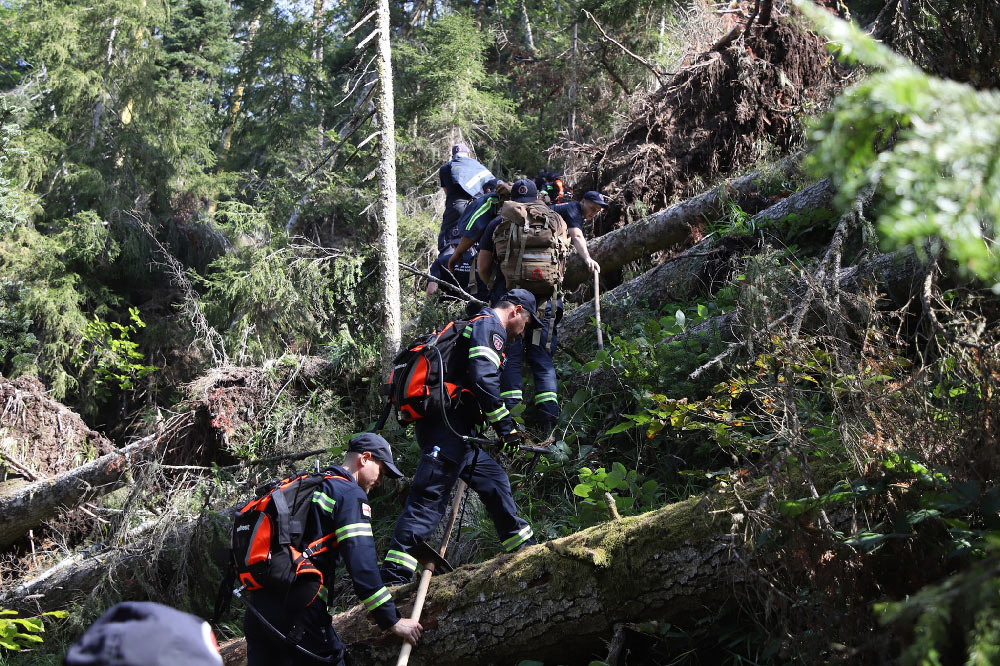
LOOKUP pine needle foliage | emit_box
[798,0,1000,288]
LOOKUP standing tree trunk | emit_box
[218,14,262,163]
[568,21,578,140]
[520,0,537,56]
[375,0,401,372]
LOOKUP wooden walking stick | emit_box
[593,268,604,350]
[395,478,467,666]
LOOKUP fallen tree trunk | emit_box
[559,178,836,345]
[221,490,747,666]
[1,512,229,616]
[562,158,803,290]
[0,356,340,551]
[571,246,925,392]
[0,434,166,551]
[559,237,744,343]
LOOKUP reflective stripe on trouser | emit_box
[380,409,534,586]
[384,549,418,573]
[499,311,560,426]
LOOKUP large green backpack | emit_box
[492,200,570,300]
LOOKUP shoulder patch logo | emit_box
[360,500,372,518]
[492,333,504,351]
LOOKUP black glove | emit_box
[499,430,523,454]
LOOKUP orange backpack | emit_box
[383,315,492,424]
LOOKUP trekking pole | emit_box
[396,478,468,666]
[593,268,604,350]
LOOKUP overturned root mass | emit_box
[578,19,839,235]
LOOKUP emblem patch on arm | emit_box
[492,333,504,351]
[360,500,372,518]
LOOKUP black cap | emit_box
[501,288,543,327]
[582,190,609,207]
[348,433,403,478]
[64,602,222,666]
[510,178,538,203]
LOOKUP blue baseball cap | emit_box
[348,433,403,478]
[452,143,470,157]
[510,178,538,203]
[484,177,501,193]
[501,288,543,327]
[64,602,222,666]
[582,191,609,207]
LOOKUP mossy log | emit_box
[220,492,746,666]
[559,178,835,345]
[562,158,803,291]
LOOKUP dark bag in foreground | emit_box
[382,315,489,425]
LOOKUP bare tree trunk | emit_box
[520,0,537,56]
[562,157,804,290]
[568,21,579,140]
[0,427,182,550]
[375,0,401,371]
[89,17,121,150]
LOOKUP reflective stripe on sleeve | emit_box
[335,522,374,541]
[311,491,336,514]
[385,549,419,572]
[465,199,494,230]
[469,346,501,367]
[502,525,534,551]
[485,405,510,423]
[462,168,492,193]
[362,586,392,612]
[500,390,523,400]
[534,391,558,405]
[317,585,329,602]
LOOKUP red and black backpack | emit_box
[229,469,348,610]
[382,314,491,425]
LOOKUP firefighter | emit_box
[438,144,494,251]
[243,434,422,666]
[427,178,506,297]
[477,188,607,434]
[380,290,542,586]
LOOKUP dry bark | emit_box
[1,512,228,616]
[0,435,165,550]
[220,491,748,666]
[560,179,836,344]
[562,159,802,291]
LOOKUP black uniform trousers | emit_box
[244,589,345,666]
[380,407,534,586]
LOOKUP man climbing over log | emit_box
[437,143,494,251]
[552,190,608,278]
[241,434,422,666]
[427,178,506,297]
[476,182,607,434]
[380,290,541,586]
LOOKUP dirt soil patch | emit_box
[0,375,115,480]
[577,19,842,236]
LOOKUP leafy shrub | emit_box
[0,609,67,652]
